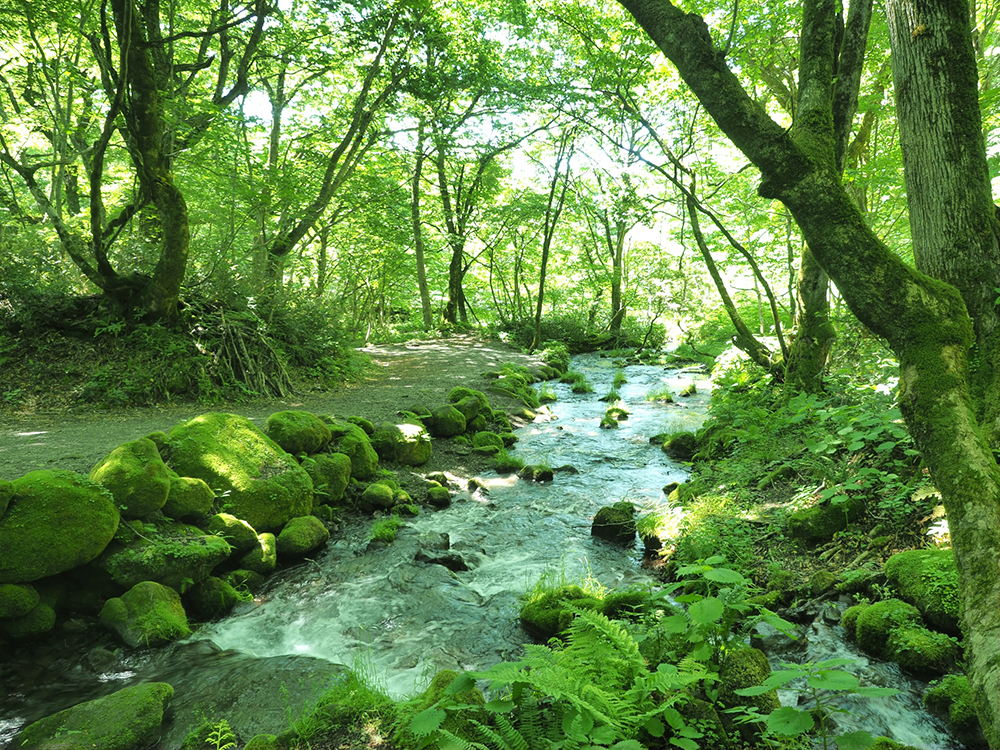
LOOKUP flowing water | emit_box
[0,354,966,749]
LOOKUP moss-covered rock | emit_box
[224,568,265,593]
[244,735,281,750]
[854,598,922,656]
[100,580,191,647]
[301,453,352,504]
[184,575,243,621]
[0,582,39,618]
[89,438,173,519]
[426,404,467,438]
[426,485,452,508]
[166,413,313,531]
[163,474,215,521]
[841,603,868,637]
[240,532,278,575]
[0,602,56,639]
[98,524,232,593]
[718,647,781,745]
[808,569,837,597]
[591,502,637,545]
[787,494,865,543]
[371,421,433,466]
[869,739,921,750]
[471,432,504,451]
[0,470,119,584]
[887,625,960,676]
[448,387,491,413]
[0,479,15,517]
[14,682,173,750]
[277,515,330,556]
[884,549,960,636]
[519,585,603,641]
[206,513,258,553]
[326,419,379,481]
[264,410,332,455]
[661,431,698,461]
[451,396,482,422]
[346,415,375,434]
[925,674,982,739]
[359,482,395,513]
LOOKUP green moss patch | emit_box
[100,581,191,648]
[89,438,173,518]
[884,548,960,636]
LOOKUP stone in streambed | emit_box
[591,502,637,545]
[14,682,174,750]
[325,418,379,480]
[100,580,191,648]
[264,410,332,455]
[277,515,330,556]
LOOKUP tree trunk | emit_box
[618,0,1000,744]
[609,218,627,334]
[885,0,1000,445]
[784,247,835,392]
[411,122,434,330]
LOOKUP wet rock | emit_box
[239,533,277,575]
[591,501,637,545]
[750,621,802,657]
[359,482,395,513]
[427,486,452,508]
[185,576,243,621]
[415,549,471,572]
[0,582,40,618]
[0,602,56,639]
[100,581,191,648]
[276,515,330,556]
[661,431,697,460]
[13,682,173,750]
[0,470,119,584]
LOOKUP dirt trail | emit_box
[0,335,542,482]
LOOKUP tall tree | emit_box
[617,0,1000,744]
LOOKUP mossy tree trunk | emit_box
[618,0,1000,744]
[784,247,835,392]
[885,0,1000,445]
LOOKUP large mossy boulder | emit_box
[264,410,332,455]
[0,470,119,584]
[326,419,379,481]
[301,453,352,503]
[166,413,313,531]
[163,474,215,521]
[98,524,232,593]
[886,626,960,677]
[787,494,865,543]
[89,437,173,518]
[0,479,14,516]
[100,580,191,648]
[591,501,638,545]
[884,549,960,636]
[14,682,174,750]
[371,421,434,466]
[276,515,330,556]
[925,674,983,743]
[359,482,396,513]
[426,404,467,438]
[853,598,922,655]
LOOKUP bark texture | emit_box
[618,0,1000,744]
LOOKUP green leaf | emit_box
[704,568,746,584]
[688,596,725,625]
[643,716,665,738]
[847,440,865,451]
[734,685,775,696]
[765,707,814,737]
[670,739,699,750]
[444,672,476,695]
[662,614,690,634]
[875,441,896,453]
[704,555,727,565]
[661,706,685,730]
[483,699,515,713]
[814,658,860,669]
[610,742,644,750]
[674,593,703,604]
[409,708,447,737]
[807,670,859,691]
[834,730,877,750]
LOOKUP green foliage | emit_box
[561,370,594,393]
[493,449,525,473]
[732,659,898,750]
[369,516,404,543]
[205,720,237,750]
[646,384,675,403]
[290,661,394,745]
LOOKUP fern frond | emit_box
[469,715,532,750]
[435,727,492,750]
[561,609,646,690]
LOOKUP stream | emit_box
[0,354,964,749]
